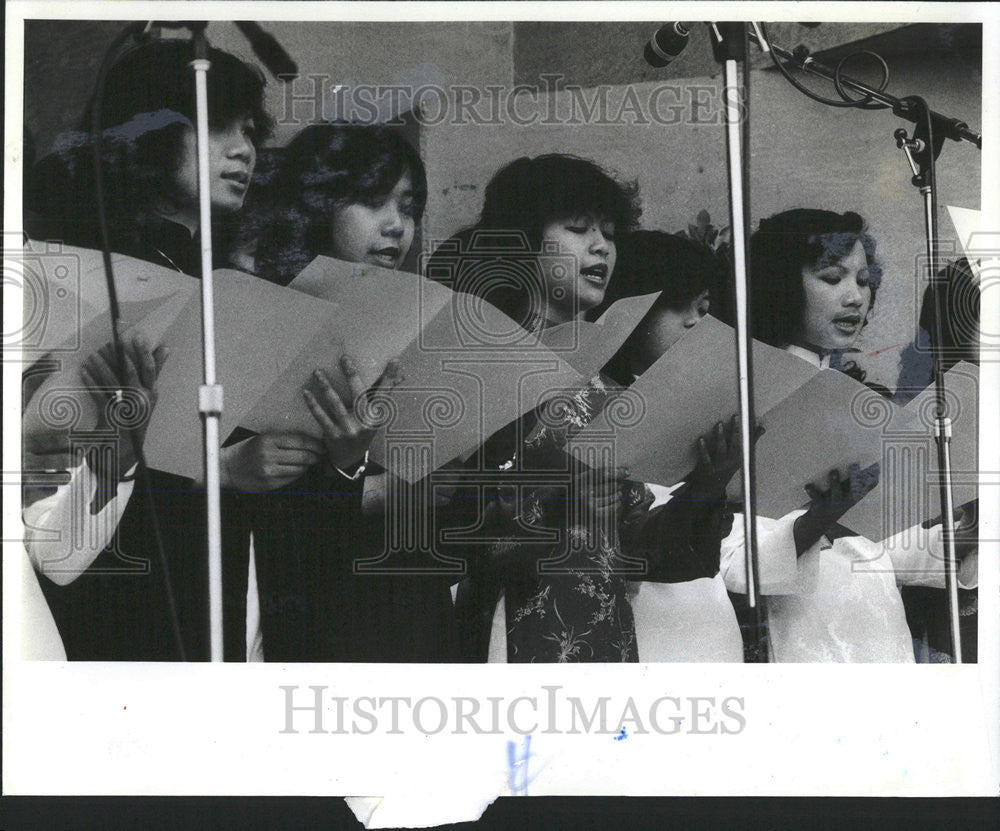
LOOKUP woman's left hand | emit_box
[802,463,880,532]
[79,333,168,474]
[302,354,403,471]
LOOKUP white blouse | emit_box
[718,343,977,662]
[719,509,977,662]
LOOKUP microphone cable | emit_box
[759,23,891,110]
[89,22,188,661]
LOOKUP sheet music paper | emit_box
[571,314,818,487]
[840,362,979,540]
[539,291,661,378]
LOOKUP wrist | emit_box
[793,512,829,556]
[336,450,370,481]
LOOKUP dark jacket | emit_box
[249,465,461,662]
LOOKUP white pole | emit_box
[723,57,763,616]
[190,44,225,662]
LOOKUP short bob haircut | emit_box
[748,208,883,349]
[477,154,641,248]
[28,39,271,248]
[250,123,428,285]
[424,154,640,328]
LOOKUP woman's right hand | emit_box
[220,432,326,492]
[688,415,764,503]
[302,355,403,472]
[24,334,168,473]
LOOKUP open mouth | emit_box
[369,247,400,267]
[833,314,862,334]
[580,263,609,284]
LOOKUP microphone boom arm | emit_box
[747,25,981,149]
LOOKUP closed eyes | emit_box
[565,222,616,240]
[817,270,869,287]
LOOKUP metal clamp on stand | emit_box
[894,129,924,179]
[198,384,224,416]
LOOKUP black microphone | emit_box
[136,20,202,39]
[135,21,298,81]
[235,21,299,80]
[644,22,692,68]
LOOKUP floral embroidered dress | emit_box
[456,374,726,663]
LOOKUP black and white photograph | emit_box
[4,1,997,819]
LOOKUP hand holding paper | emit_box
[238,257,454,440]
[219,431,326,492]
[23,331,168,513]
[23,331,167,465]
[302,354,404,472]
[793,464,881,555]
[688,415,762,503]
[79,332,168,473]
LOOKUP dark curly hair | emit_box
[249,123,427,285]
[26,39,272,252]
[748,209,883,349]
[425,154,640,327]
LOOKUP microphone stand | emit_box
[166,21,297,662]
[896,104,964,663]
[707,23,769,661]
[744,28,981,148]
[164,21,226,662]
[646,22,769,659]
[142,20,297,661]
[139,21,226,661]
[747,25,980,662]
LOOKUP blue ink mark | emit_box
[614,726,628,741]
[507,735,536,796]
